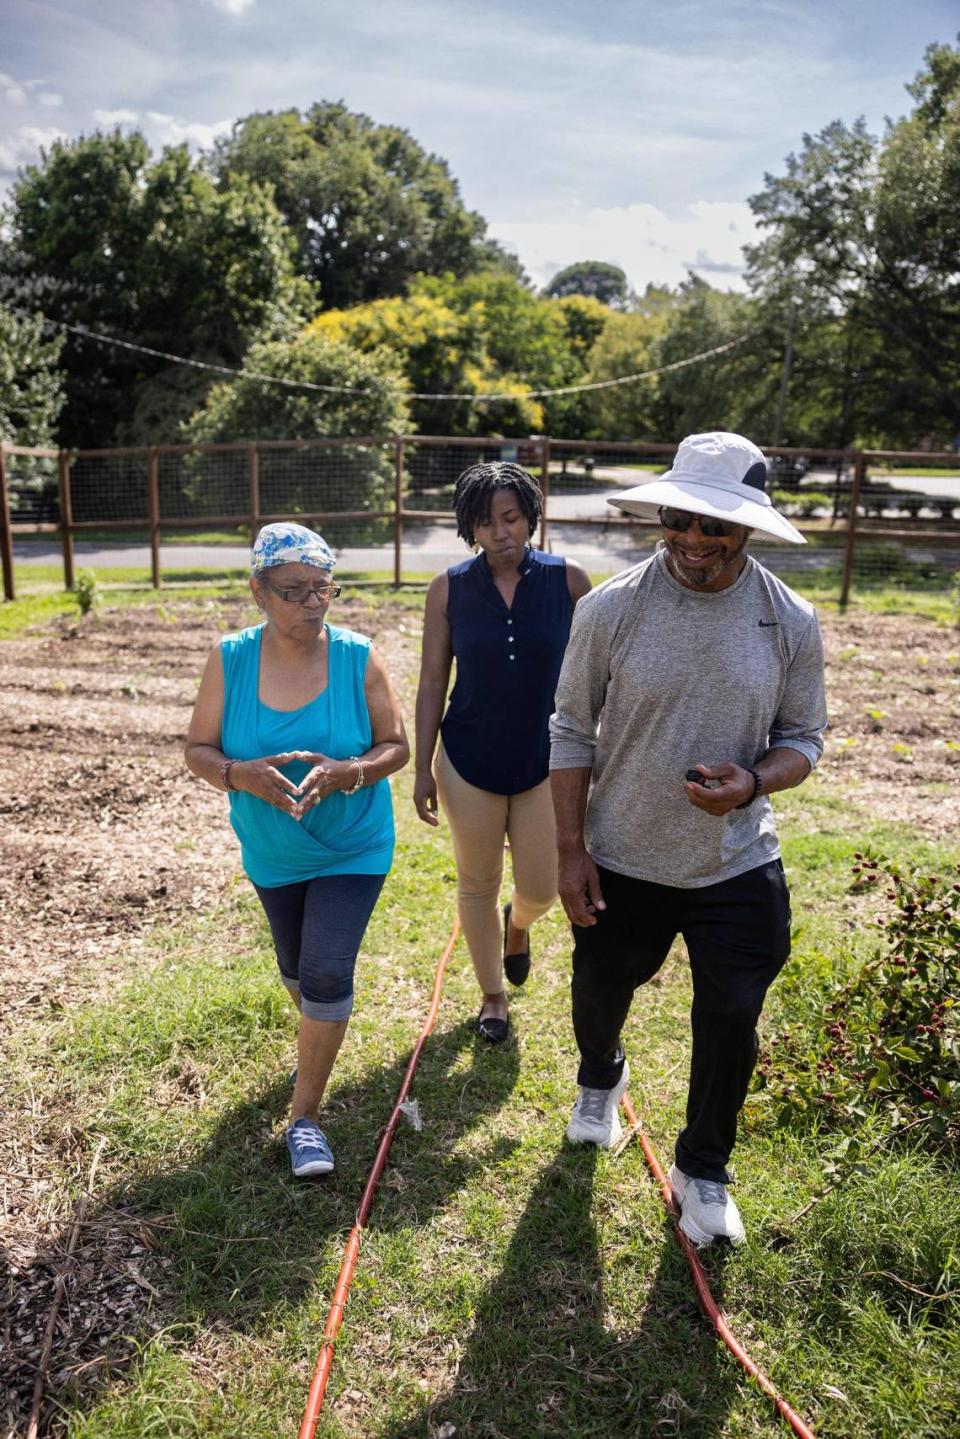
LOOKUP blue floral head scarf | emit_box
[251,523,335,576]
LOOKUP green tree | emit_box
[424,273,608,437]
[181,331,409,535]
[541,294,611,439]
[653,276,770,441]
[746,39,960,446]
[0,304,66,521]
[309,286,514,437]
[0,305,65,445]
[183,331,408,443]
[311,273,599,438]
[213,104,507,309]
[583,287,674,438]
[544,260,630,309]
[1,130,310,447]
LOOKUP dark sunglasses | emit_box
[658,507,739,538]
[261,577,342,604]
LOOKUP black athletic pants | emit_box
[571,860,791,1183]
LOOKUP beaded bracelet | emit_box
[735,768,763,809]
[219,758,237,791]
[345,756,365,794]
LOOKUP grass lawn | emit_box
[13,783,959,1438]
[0,569,430,637]
[5,583,958,1438]
[872,466,960,479]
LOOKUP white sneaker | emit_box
[566,1059,631,1147]
[668,1163,746,1246]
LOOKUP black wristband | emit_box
[735,768,763,809]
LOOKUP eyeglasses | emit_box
[658,507,739,538]
[261,578,341,604]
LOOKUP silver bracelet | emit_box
[345,756,365,794]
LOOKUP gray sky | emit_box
[2,0,956,292]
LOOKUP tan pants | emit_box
[436,743,558,993]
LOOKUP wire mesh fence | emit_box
[2,436,958,606]
[2,446,60,525]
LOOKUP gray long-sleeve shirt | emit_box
[549,549,827,888]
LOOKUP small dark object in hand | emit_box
[685,768,708,785]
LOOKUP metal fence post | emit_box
[394,436,405,588]
[539,436,551,551]
[249,443,260,542]
[0,445,15,602]
[147,448,161,589]
[839,450,865,607]
[58,450,75,591]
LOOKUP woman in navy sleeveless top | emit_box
[185,524,409,1180]
[414,463,590,1042]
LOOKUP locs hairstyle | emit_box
[452,462,543,546]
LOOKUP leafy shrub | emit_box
[772,488,833,518]
[180,331,410,544]
[757,856,960,1149]
[73,569,99,615]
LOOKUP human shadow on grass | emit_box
[386,1145,739,1439]
[8,1019,519,1435]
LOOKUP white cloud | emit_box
[2,73,63,108]
[491,199,760,295]
[208,0,256,14]
[0,124,67,174]
[144,110,233,149]
[93,107,140,125]
[88,108,233,151]
[0,72,29,106]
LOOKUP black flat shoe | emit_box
[502,902,531,987]
[476,1006,510,1044]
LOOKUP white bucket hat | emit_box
[607,431,805,544]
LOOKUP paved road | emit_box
[14,531,644,578]
[12,527,875,581]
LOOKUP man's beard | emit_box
[667,531,749,587]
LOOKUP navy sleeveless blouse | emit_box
[440,548,574,795]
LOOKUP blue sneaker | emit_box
[286,1118,334,1177]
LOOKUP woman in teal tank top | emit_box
[185,524,409,1178]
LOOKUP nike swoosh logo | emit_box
[758,620,779,627]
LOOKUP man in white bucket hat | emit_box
[549,431,826,1246]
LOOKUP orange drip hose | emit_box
[297,921,460,1439]
[298,919,817,1439]
[620,1093,817,1439]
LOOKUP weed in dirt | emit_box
[73,569,100,615]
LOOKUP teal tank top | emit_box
[220,623,394,887]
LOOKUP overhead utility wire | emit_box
[15,304,749,403]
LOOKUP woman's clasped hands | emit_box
[229,750,359,818]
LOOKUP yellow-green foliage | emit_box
[553,294,611,365]
[586,295,673,438]
[308,284,548,433]
[306,274,622,437]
